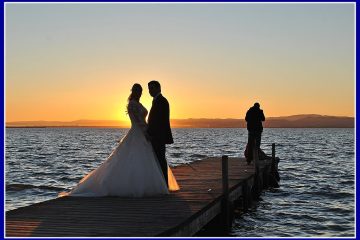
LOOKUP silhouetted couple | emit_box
[245,102,265,164]
[60,81,179,197]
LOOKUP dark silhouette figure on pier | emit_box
[147,80,174,187]
[245,102,265,164]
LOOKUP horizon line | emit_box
[5,114,355,123]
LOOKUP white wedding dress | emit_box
[60,100,179,197]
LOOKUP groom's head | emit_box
[148,80,161,97]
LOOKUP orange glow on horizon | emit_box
[5,4,355,123]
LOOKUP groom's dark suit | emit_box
[147,94,173,187]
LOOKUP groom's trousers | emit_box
[151,142,168,187]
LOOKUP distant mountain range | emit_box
[5,120,128,128]
[171,115,354,128]
[6,114,354,128]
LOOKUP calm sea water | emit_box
[5,128,354,237]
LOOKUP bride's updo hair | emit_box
[128,83,142,102]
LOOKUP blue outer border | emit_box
[355,1,358,239]
[1,1,357,240]
[1,1,5,239]
[1,0,358,2]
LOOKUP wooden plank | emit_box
[6,157,273,237]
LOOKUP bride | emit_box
[60,84,179,197]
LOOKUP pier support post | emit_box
[270,143,280,188]
[241,181,252,211]
[272,143,275,160]
[221,155,231,233]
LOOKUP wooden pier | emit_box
[6,146,280,237]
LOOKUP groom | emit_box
[147,80,173,187]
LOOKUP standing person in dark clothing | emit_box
[245,102,265,163]
[147,80,174,187]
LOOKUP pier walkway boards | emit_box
[6,155,279,237]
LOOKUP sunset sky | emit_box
[5,3,355,124]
